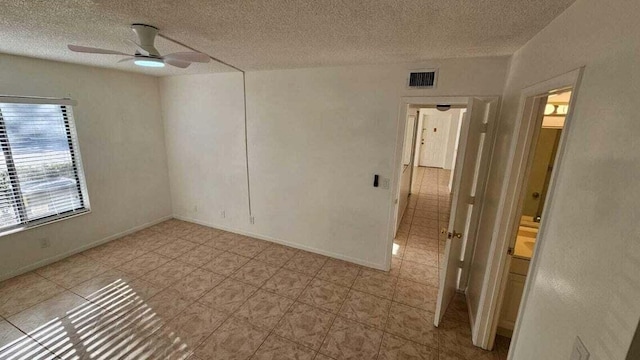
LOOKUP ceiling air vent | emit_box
[408,70,437,89]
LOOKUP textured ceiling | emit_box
[0,0,576,76]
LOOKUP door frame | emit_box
[473,68,584,351]
[388,96,499,275]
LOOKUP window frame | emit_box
[0,96,90,236]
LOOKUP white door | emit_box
[419,113,450,168]
[434,97,496,326]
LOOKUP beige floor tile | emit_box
[0,319,25,349]
[439,320,500,360]
[204,232,239,251]
[163,302,228,348]
[176,245,225,267]
[8,291,91,333]
[393,278,438,311]
[378,332,437,360]
[392,242,406,259]
[316,259,359,287]
[252,334,316,360]
[36,254,111,289]
[262,268,312,299]
[403,247,439,265]
[230,259,279,287]
[399,260,439,287]
[170,268,225,300]
[229,237,270,258]
[273,302,335,351]
[70,269,134,299]
[234,290,293,331]
[254,244,298,267]
[179,227,215,244]
[198,278,258,314]
[0,272,66,317]
[202,251,251,276]
[338,290,391,329]
[390,258,402,277]
[0,334,57,360]
[154,238,199,259]
[298,278,350,313]
[319,316,383,360]
[352,269,398,299]
[411,217,440,229]
[194,318,268,360]
[283,251,328,276]
[385,302,438,347]
[121,328,194,360]
[442,294,470,324]
[314,353,334,360]
[117,252,172,278]
[141,259,198,287]
[144,287,194,322]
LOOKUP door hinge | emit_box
[480,122,489,133]
[507,247,514,255]
[468,196,475,205]
[458,260,464,268]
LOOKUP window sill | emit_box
[0,208,92,238]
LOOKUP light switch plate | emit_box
[570,336,590,360]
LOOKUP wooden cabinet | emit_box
[498,257,531,336]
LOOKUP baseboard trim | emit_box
[0,215,173,282]
[173,214,386,271]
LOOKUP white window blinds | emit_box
[0,97,89,233]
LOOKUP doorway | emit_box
[495,90,571,347]
[392,96,500,330]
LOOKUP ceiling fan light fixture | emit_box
[134,58,165,67]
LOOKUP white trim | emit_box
[0,95,77,106]
[472,68,584,351]
[389,96,500,294]
[0,214,173,282]
[388,96,472,273]
[174,215,386,270]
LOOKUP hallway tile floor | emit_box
[0,167,507,359]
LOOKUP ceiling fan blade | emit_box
[124,39,150,56]
[165,58,191,68]
[163,52,210,63]
[117,57,136,63]
[68,44,129,56]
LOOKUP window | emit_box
[0,97,89,233]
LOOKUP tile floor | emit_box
[0,167,508,359]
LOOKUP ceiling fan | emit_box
[67,24,210,69]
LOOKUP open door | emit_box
[434,97,496,326]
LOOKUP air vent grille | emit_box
[408,70,437,88]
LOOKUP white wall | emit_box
[469,0,640,358]
[444,109,463,170]
[397,107,419,231]
[0,54,172,280]
[161,56,509,270]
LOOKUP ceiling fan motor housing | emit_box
[131,24,161,56]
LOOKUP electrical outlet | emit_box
[381,178,390,189]
[220,210,226,219]
[39,238,50,249]
[250,216,255,225]
[570,336,589,360]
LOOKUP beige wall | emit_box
[0,54,173,280]
[160,57,509,270]
[470,0,640,358]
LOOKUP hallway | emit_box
[394,166,509,359]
